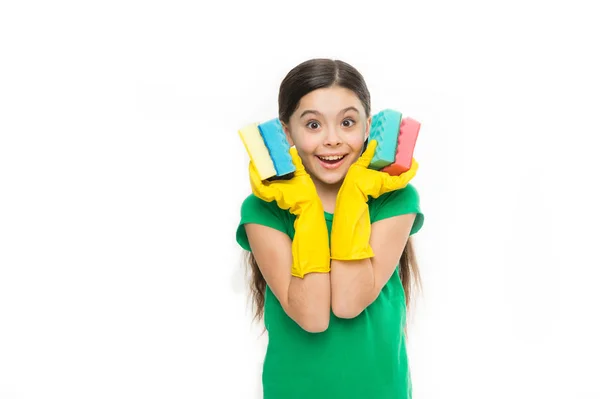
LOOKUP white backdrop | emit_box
[1,0,599,398]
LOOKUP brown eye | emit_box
[306,121,320,130]
[342,119,355,127]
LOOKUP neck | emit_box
[311,177,342,214]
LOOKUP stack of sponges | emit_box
[238,118,296,181]
[367,109,421,175]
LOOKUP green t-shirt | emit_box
[236,184,424,399]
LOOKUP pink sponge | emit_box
[380,117,420,175]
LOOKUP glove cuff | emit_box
[290,201,331,278]
[330,199,374,261]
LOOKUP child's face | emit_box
[283,85,370,187]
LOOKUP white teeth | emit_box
[319,155,344,161]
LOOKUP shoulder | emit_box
[236,193,294,251]
[368,183,424,235]
[239,193,293,223]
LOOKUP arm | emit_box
[245,147,331,332]
[331,213,416,319]
[329,140,419,318]
[245,223,330,332]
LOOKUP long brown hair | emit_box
[245,58,422,324]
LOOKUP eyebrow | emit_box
[300,106,360,119]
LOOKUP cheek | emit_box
[347,134,366,152]
[292,134,320,154]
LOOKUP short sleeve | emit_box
[369,184,424,235]
[235,194,292,251]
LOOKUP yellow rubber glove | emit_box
[330,139,419,260]
[249,147,330,278]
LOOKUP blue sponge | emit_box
[258,118,296,177]
[368,109,402,169]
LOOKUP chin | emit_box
[318,174,345,186]
[312,167,348,186]
[308,156,356,186]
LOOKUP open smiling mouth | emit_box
[316,154,347,169]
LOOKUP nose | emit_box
[323,125,342,147]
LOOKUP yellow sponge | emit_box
[238,122,277,181]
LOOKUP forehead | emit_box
[296,86,363,116]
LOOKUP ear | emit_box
[364,115,372,141]
[280,120,294,146]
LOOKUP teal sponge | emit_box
[368,109,402,169]
[258,118,296,177]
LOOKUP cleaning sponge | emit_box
[238,122,277,181]
[258,118,295,178]
[380,116,420,175]
[238,118,296,181]
[368,109,402,169]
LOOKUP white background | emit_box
[1,0,599,398]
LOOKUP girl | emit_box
[235,58,424,399]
